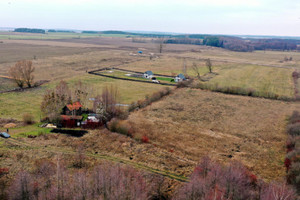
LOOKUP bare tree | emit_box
[182,59,187,74]
[191,62,201,79]
[9,60,35,88]
[41,81,71,122]
[9,63,25,89]
[22,60,35,87]
[73,81,89,107]
[206,58,213,73]
[157,38,166,54]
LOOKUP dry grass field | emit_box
[1,88,298,183]
[126,88,300,181]
[1,34,300,186]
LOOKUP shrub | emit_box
[141,135,149,143]
[287,162,300,192]
[128,87,173,113]
[108,119,134,137]
[287,123,300,136]
[23,113,34,125]
[290,111,300,124]
[128,102,138,112]
[108,119,118,132]
[261,182,296,200]
[176,79,192,88]
[0,168,8,177]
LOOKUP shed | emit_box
[144,71,154,79]
[175,74,186,82]
[60,115,83,128]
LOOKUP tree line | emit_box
[164,36,300,52]
[14,28,45,34]
[0,156,296,200]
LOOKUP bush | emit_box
[287,162,300,192]
[23,113,34,125]
[108,119,134,137]
[141,135,149,143]
[176,79,192,88]
[287,123,300,136]
[290,111,300,124]
[128,87,173,112]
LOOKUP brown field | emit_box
[1,35,300,185]
[126,88,300,180]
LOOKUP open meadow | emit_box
[1,33,300,197]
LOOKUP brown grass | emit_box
[126,88,300,181]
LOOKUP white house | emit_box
[143,71,154,79]
[175,74,186,82]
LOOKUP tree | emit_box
[157,38,166,54]
[101,85,120,121]
[192,62,201,79]
[41,81,71,122]
[22,60,35,87]
[9,63,25,89]
[9,60,35,88]
[73,81,89,107]
[206,58,212,73]
[261,182,296,200]
[182,59,187,75]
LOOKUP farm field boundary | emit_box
[0,80,49,94]
[88,68,176,86]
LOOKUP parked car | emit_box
[152,79,160,83]
[0,132,10,138]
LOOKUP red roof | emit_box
[66,102,82,111]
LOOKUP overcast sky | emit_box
[1,0,300,36]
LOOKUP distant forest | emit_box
[12,28,300,52]
[14,28,45,34]
[48,29,75,33]
[165,36,300,52]
[97,30,300,52]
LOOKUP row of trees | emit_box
[9,60,35,88]
[2,157,296,200]
[14,28,45,34]
[285,111,300,193]
[175,157,296,200]
[164,35,300,52]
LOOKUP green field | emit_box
[100,70,176,84]
[0,74,169,121]
[0,78,15,91]
[156,77,174,82]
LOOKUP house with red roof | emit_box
[60,101,83,128]
[62,101,83,116]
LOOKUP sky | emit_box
[1,0,300,36]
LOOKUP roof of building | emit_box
[177,73,186,79]
[66,101,82,111]
[145,71,153,75]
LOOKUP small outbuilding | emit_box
[60,115,83,128]
[175,74,186,82]
[144,71,154,79]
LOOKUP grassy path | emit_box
[4,137,188,182]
